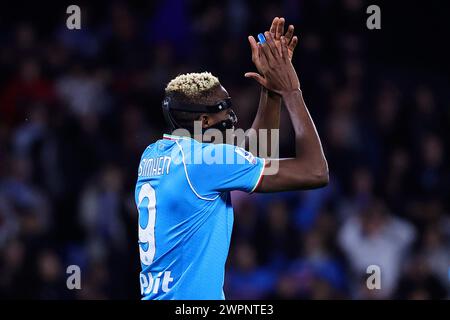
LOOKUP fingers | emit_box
[244,72,260,78]
[276,17,285,40]
[248,36,259,62]
[285,24,294,43]
[258,45,270,68]
[281,36,289,60]
[244,72,267,87]
[269,17,278,35]
[289,35,299,52]
[262,31,279,60]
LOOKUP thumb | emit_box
[244,72,267,87]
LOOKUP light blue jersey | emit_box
[135,134,265,300]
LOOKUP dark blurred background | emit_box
[0,0,449,299]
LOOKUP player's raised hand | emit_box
[246,32,300,96]
[246,17,298,75]
[247,33,267,77]
[245,18,299,90]
[269,17,298,61]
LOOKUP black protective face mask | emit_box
[202,110,238,133]
[162,96,237,133]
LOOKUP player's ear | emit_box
[199,114,210,129]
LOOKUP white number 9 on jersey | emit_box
[138,183,157,266]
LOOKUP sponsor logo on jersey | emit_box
[234,147,256,164]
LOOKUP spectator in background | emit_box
[79,164,138,299]
[256,200,298,268]
[0,58,56,127]
[416,133,447,197]
[383,147,414,214]
[0,239,26,298]
[75,259,110,300]
[338,199,416,298]
[55,63,110,118]
[420,222,450,294]
[79,164,127,259]
[282,222,347,299]
[337,166,374,221]
[0,156,51,241]
[0,194,19,248]
[36,249,68,299]
[395,253,447,300]
[225,242,277,299]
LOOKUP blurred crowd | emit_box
[0,1,449,299]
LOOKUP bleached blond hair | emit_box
[165,72,220,100]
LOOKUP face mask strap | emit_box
[162,96,235,131]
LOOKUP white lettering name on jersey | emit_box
[138,156,172,177]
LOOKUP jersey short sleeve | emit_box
[182,142,265,197]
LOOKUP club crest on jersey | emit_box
[234,147,256,164]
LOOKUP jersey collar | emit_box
[163,133,193,141]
